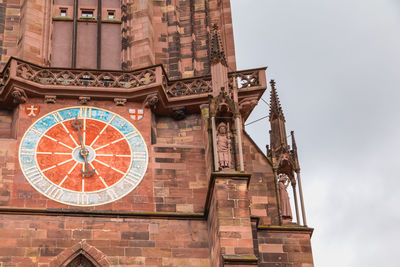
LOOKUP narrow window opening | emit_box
[81,10,94,18]
[60,8,67,17]
[107,10,115,19]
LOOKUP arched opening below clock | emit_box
[66,254,95,267]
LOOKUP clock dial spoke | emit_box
[91,159,126,186]
[91,126,124,150]
[90,162,109,187]
[93,159,126,175]
[36,154,73,171]
[95,139,131,156]
[61,163,86,191]
[41,159,77,185]
[40,123,77,149]
[85,120,105,147]
[96,155,131,174]
[64,119,85,147]
[82,173,107,192]
[59,121,79,147]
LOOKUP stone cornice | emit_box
[0,207,204,220]
[257,225,314,236]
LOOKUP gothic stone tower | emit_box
[0,0,314,266]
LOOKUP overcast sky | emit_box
[231,0,400,266]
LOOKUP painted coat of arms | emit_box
[25,105,40,117]
[129,109,144,120]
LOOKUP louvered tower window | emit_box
[51,0,122,70]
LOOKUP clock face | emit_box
[19,106,148,206]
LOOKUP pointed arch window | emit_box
[66,254,95,267]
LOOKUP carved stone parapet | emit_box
[78,96,90,105]
[172,107,186,120]
[114,98,127,106]
[44,95,56,104]
[15,60,156,89]
[11,88,27,104]
[167,78,212,97]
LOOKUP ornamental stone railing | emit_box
[166,77,213,97]
[15,60,157,89]
[166,68,265,98]
[0,58,266,103]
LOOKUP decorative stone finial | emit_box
[269,80,285,120]
[210,24,228,67]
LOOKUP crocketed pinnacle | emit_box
[269,80,285,120]
[210,24,228,67]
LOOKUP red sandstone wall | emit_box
[0,214,210,266]
[152,114,208,213]
[257,230,313,266]
[0,1,236,78]
[243,133,280,226]
[0,0,21,66]
[0,102,210,216]
[150,0,236,79]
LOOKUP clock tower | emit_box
[0,1,314,266]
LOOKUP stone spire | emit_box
[210,24,228,67]
[268,80,288,154]
[269,79,285,121]
[290,131,300,171]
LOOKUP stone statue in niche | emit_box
[216,122,232,169]
[278,174,292,220]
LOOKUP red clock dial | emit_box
[35,118,132,193]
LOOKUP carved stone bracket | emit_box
[239,97,258,118]
[44,95,56,104]
[78,96,90,105]
[11,88,27,104]
[144,93,159,110]
[114,98,127,106]
[172,107,186,120]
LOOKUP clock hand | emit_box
[81,150,95,177]
[72,117,95,177]
[71,117,85,150]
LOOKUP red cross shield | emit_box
[24,105,40,117]
[129,109,144,121]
